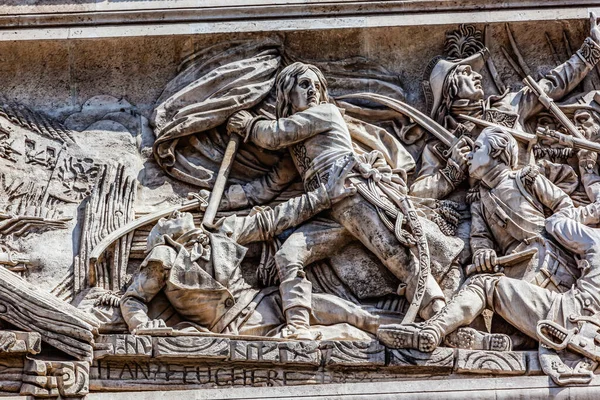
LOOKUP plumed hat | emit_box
[423,49,489,119]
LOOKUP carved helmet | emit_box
[423,49,488,122]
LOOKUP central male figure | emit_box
[228,62,454,338]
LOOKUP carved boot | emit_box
[379,281,501,352]
[444,327,512,352]
[282,306,322,340]
[377,323,440,352]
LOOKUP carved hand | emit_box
[591,12,600,45]
[227,110,253,136]
[473,249,500,273]
[325,155,358,204]
[578,149,598,172]
[450,137,471,171]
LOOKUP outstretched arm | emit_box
[228,103,341,150]
[120,246,174,333]
[224,155,357,244]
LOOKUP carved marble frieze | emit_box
[2,6,600,398]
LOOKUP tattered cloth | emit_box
[151,39,412,190]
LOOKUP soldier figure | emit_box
[386,127,580,350]
[227,62,462,339]
[410,14,600,200]
[120,162,392,339]
[558,90,600,203]
[378,197,600,385]
[467,127,577,294]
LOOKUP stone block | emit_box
[455,349,528,375]
[94,334,152,359]
[229,340,281,363]
[278,341,321,366]
[153,336,230,359]
[322,340,385,367]
[0,331,40,355]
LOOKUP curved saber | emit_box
[89,131,242,270]
[338,92,437,323]
[337,92,455,147]
[88,198,202,269]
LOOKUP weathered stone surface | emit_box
[322,340,385,367]
[20,359,89,398]
[0,331,40,355]
[154,336,230,360]
[94,334,152,359]
[455,349,528,375]
[230,340,320,366]
[2,1,600,397]
[388,347,455,370]
[278,341,321,366]
[230,340,281,363]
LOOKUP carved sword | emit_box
[457,114,537,144]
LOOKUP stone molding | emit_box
[0,1,599,41]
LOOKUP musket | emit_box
[485,25,506,93]
[458,114,537,144]
[523,75,586,140]
[537,127,600,153]
[465,248,538,276]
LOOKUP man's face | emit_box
[467,134,495,180]
[290,70,322,113]
[454,65,484,101]
[574,110,600,140]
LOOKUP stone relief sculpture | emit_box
[4,11,600,398]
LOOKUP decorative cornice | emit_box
[0,1,599,41]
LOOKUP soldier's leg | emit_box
[331,194,445,318]
[274,219,354,338]
[546,203,600,294]
[309,293,401,335]
[378,274,556,352]
[486,277,557,339]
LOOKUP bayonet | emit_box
[537,127,600,153]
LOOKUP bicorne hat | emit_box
[422,49,489,120]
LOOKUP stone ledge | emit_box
[0,331,40,356]
[0,3,598,41]
[82,375,600,399]
[91,334,544,376]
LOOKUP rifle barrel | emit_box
[523,76,585,140]
[538,127,600,153]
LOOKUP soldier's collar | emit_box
[480,164,511,189]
